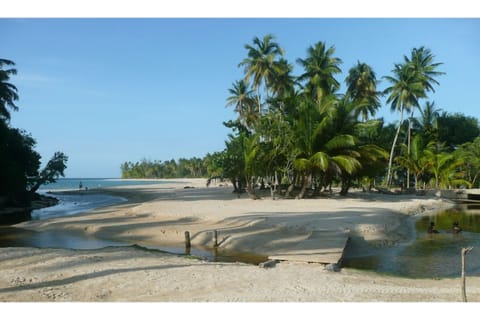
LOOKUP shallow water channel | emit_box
[3,194,480,276]
[0,192,267,264]
[342,204,480,278]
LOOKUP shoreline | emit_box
[2,179,479,302]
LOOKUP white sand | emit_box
[1,179,479,302]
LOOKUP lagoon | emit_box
[342,205,480,278]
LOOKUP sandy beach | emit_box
[1,179,479,302]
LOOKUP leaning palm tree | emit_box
[383,62,424,186]
[345,61,381,122]
[238,34,285,113]
[296,42,342,110]
[0,58,19,121]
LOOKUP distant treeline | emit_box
[121,157,211,179]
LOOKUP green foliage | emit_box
[120,157,207,179]
[437,112,480,149]
[0,58,19,121]
[29,152,68,193]
[1,58,69,207]
[0,121,40,198]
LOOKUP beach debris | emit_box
[259,259,278,268]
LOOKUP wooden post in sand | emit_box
[461,247,473,302]
[213,230,218,248]
[185,231,191,250]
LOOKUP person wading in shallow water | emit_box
[428,222,439,234]
[452,221,462,234]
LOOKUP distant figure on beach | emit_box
[428,222,439,234]
[452,221,462,234]
[79,181,83,190]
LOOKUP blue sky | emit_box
[1,17,479,177]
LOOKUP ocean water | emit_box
[34,178,181,220]
[32,192,128,220]
[39,178,174,191]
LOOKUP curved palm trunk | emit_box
[297,174,310,199]
[386,107,404,187]
[285,173,297,198]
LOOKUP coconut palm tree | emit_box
[296,42,342,110]
[226,80,257,128]
[405,47,444,94]
[291,95,361,198]
[383,62,424,186]
[403,48,444,187]
[0,58,19,121]
[415,101,442,143]
[395,135,430,189]
[345,61,381,122]
[238,34,284,113]
[268,58,296,99]
[423,143,467,189]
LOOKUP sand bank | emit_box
[2,179,479,302]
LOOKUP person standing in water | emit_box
[453,221,462,234]
[428,222,439,234]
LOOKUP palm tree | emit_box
[291,95,361,198]
[403,48,444,188]
[423,143,467,189]
[395,135,430,189]
[268,58,296,99]
[226,80,257,128]
[238,34,284,113]
[415,101,442,143]
[0,58,19,121]
[383,62,424,186]
[296,42,342,109]
[345,61,381,121]
[405,47,444,94]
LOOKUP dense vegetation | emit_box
[0,59,68,208]
[121,35,479,198]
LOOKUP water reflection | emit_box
[0,226,125,250]
[343,205,480,278]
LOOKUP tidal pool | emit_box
[342,205,480,278]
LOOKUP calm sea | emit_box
[33,178,181,221]
[39,178,177,191]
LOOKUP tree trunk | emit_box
[285,173,296,198]
[406,116,412,189]
[297,174,310,199]
[246,177,259,200]
[386,107,404,187]
[340,175,351,196]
